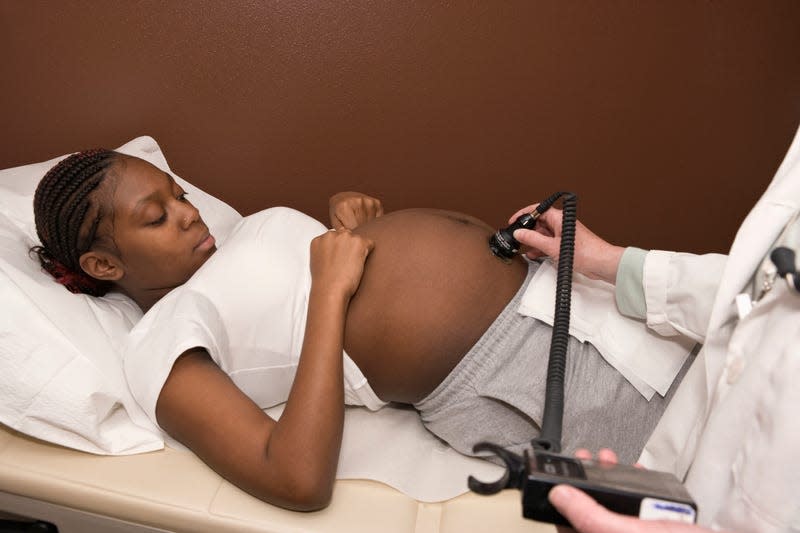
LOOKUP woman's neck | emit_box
[125,286,176,313]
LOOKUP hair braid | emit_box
[31,149,121,296]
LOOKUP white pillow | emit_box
[0,136,242,454]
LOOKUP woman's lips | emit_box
[194,233,216,252]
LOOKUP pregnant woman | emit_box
[31,150,677,510]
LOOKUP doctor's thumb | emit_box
[549,485,631,533]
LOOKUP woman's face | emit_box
[107,156,217,292]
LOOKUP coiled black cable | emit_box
[531,192,576,453]
[469,192,578,493]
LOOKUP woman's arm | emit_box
[155,229,373,511]
[328,191,383,230]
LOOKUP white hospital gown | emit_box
[123,207,386,429]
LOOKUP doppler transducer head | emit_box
[489,212,539,259]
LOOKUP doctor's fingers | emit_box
[574,448,646,469]
[508,203,539,224]
[574,448,619,464]
[508,204,562,232]
[550,485,701,533]
[514,228,561,259]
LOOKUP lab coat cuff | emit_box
[615,247,648,319]
[644,250,679,336]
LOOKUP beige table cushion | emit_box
[0,424,554,533]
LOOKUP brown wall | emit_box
[2,1,799,253]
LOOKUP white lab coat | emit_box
[639,126,800,531]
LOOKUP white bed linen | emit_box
[518,260,696,399]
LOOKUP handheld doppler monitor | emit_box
[522,450,696,524]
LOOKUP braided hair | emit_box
[31,149,123,296]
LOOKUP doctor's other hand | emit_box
[329,191,384,230]
[550,485,714,533]
[508,205,624,283]
[552,449,714,533]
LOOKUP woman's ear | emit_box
[79,251,124,281]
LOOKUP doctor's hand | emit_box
[552,449,714,533]
[550,485,714,533]
[508,205,625,284]
[329,192,384,230]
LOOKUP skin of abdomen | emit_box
[345,208,528,404]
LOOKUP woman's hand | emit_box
[310,228,374,298]
[328,191,384,230]
[507,205,625,284]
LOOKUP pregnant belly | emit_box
[345,208,528,403]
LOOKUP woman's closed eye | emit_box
[149,212,167,226]
[145,189,190,226]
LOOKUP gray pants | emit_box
[414,264,691,465]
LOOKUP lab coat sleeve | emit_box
[642,250,727,344]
